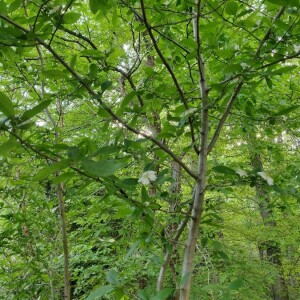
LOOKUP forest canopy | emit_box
[0,0,299,299]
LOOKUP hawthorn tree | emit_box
[0,0,299,299]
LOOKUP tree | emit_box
[0,0,299,299]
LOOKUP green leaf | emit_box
[120,91,137,109]
[0,92,15,118]
[82,159,126,177]
[137,290,149,300]
[125,241,140,259]
[86,285,113,300]
[70,54,77,69]
[42,69,68,80]
[265,77,273,89]
[266,0,299,6]
[97,107,111,118]
[89,0,100,14]
[20,100,52,121]
[33,161,69,181]
[62,12,81,24]
[225,1,238,15]
[268,65,298,75]
[274,105,299,116]
[151,288,174,300]
[0,140,18,156]
[8,0,22,12]
[106,269,119,285]
[101,80,112,92]
[53,172,75,184]
[229,278,244,290]
[212,165,237,176]
[141,186,150,201]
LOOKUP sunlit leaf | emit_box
[20,100,52,121]
[62,12,81,24]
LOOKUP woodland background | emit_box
[0,0,299,299]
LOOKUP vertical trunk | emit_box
[251,153,289,300]
[57,182,71,300]
[179,2,209,298]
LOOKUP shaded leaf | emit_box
[229,278,244,290]
[33,160,69,181]
[268,65,297,75]
[89,0,100,14]
[274,105,299,116]
[151,288,174,300]
[82,159,126,177]
[106,269,119,285]
[212,165,237,176]
[42,69,68,80]
[0,92,15,118]
[125,241,140,259]
[0,140,18,156]
[266,0,299,6]
[225,1,238,15]
[101,80,112,92]
[8,0,21,12]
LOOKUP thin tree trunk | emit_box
[57,182,71,300]
[180,2,209,298]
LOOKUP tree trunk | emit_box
[179,2,210,298]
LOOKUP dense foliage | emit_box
[0,0,299,299]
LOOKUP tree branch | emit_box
[207,80,244,154]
